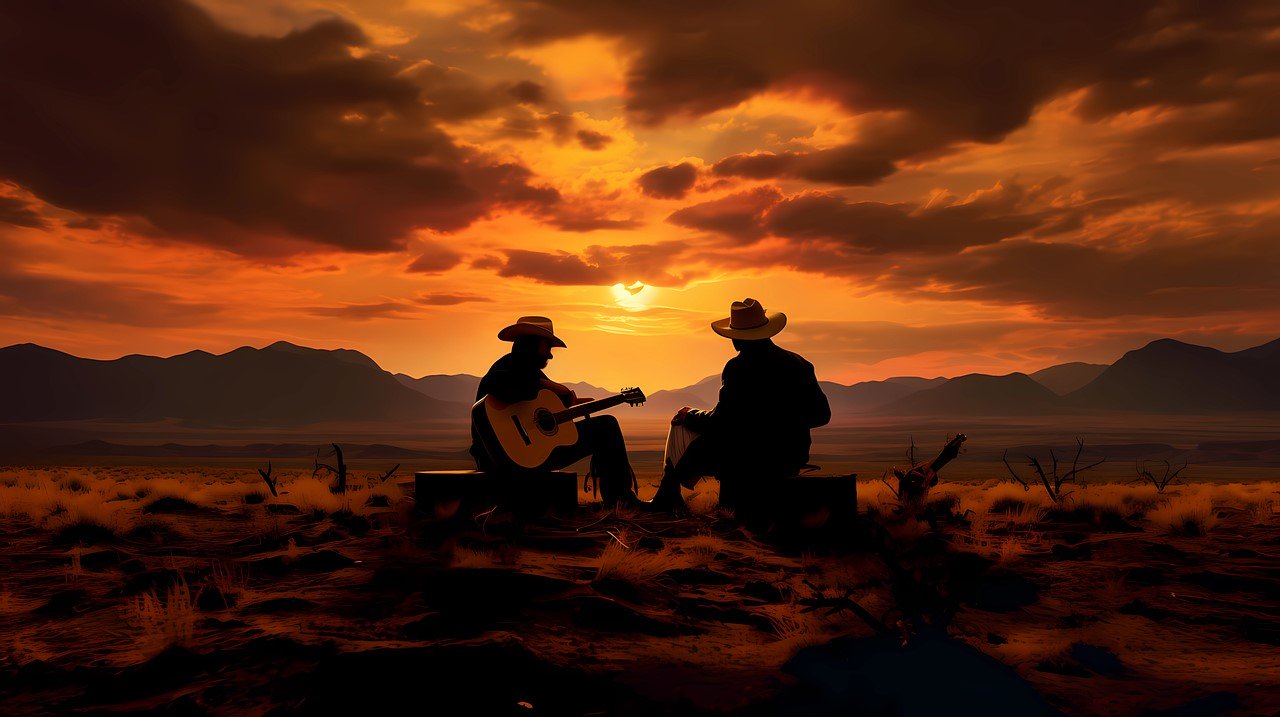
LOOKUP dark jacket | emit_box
[469,352,549,466]
[683,340,830,476]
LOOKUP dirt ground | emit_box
[0,466,1277,715]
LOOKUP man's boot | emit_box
[599,471,642,510]
[643,461,689,516]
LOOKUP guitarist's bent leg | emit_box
[545,415,640,508]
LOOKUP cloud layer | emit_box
[0,0,558,257]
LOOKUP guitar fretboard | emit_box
[552,393,636,423]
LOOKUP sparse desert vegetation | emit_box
[0,463,1277,715]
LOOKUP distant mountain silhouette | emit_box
[395,372,612,405]
[823,376,949,414]
[0,342,462,425]
[395,373,482,404]
[639,375,721,413]
[1029,362,1109,395]
[880,373,1063,415]
[7,336,1280,424]
[1067,338,1280,411]
[264,340,382,372]
[45,439,468,460]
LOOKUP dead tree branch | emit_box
[1133,458,1189,493]
[312,443,349,495]
[257,461,278,497]
[1003,438,1104,503]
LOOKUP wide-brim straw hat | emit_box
[711,298,787,340]
[497,315,567,347]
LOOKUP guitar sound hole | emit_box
[534,408,557,436]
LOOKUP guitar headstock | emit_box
[621,386,646,406]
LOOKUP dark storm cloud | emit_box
[637,163,699,199]
[399,61,554,122]
[500,1,1280,183]
[870,230,1280,319]
[496,242,694,286]
[785,319,1036,365]
[0,196,48,229]
[415,292,493,306]
[666,186,782,241]
[507,80,548,105]
[405,242,464,274]
[0,267,221,327]
[576,130,612,150]
[305,301,419,320]
[712,143,900,186]
[0,0,558,257]
[498,173,1278,319]
[762,183,1049,254]
[545,212,643,232]
[667,180,1057,252]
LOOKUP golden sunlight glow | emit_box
[508,36,630,101]
[611,282,651,310]
[704,89,862,150]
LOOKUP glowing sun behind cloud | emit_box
[611,282,651,310]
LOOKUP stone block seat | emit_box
[412,469,578,519]
[726,470,861,547]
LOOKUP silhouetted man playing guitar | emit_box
[470,316,643,508]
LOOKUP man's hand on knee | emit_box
[672,406,692,425]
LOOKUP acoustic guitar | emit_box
[472,387,646,470]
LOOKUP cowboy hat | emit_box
[497,315,567,348]
[711,298,787,340]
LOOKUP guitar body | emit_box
[472,389,580,471]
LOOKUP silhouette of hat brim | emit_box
[711,311,787,340]
[497,318,567,347]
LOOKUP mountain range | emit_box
[3,337,1279,425]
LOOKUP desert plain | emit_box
[1,414,1278,716]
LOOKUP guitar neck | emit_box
[553,393,632,423]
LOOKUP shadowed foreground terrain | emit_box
[0,467,1277,715]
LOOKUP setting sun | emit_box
[610,281,651,309]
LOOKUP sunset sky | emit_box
[3,0,1279,391]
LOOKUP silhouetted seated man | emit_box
[648,299,831,520]
[470,316,642,508]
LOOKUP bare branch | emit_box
[1061,458,1105,482]
[1002,449,1030,490]
[879,471,901,499]
[257,461,278,497]
[1026,455,1054,499]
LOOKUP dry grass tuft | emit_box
[281,477,347,515]
[1247,499,1275,525]
[51,516,120,546]
[125,576,198,654]
[858,478,902,516]
[1147,494,1219,536]
[449,545,498,568]
[994,536,1031,564]
[764,611,826,649]
[595,541,671,587]
[683,532,725,567]
[686,481,720,515]
[210,560,249,597]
